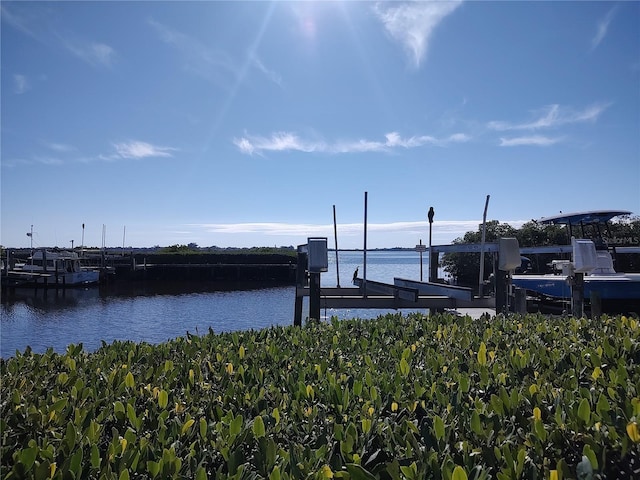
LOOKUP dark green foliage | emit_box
[2,313,639,479]
[159,244,201,254]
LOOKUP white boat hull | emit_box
[512,272,640,313]
[3,269,100,287]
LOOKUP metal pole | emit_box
[333,205,340,288]
[293,246,307,326]
[419,239,423,282]
[479,195,490,297]
[428,207,434,282]
[81,223,85,257]
[363,191,368,297]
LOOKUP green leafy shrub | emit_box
[2,313,638,479]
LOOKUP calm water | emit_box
[1,251,439,357]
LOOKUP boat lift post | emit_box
[307,237,328,323]
[293,245,308,326]
[416,239,425,282]
[571,272,584,318]
[428,206,434,281]
[479,195,490,297]
[362,191,368,298]
[570,238,596,318]
[333,205,340,288]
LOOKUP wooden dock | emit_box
[296,284,494,310]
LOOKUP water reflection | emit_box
[2,251,439,357]
[1,284,296,357]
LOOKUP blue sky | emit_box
[2,1,639,249]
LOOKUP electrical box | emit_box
[307,237,328,273]
[572,238,597,273]
[498,237,521,271]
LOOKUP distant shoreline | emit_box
[3,246,421,254]
[330,247,418,252]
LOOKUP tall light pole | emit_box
[27,225,34,270]
[27,225,33,252]
[70,239,74,250]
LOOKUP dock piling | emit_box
[294,246,308,326]
[590,291,602,319]
[309,272,321,322]
[572,272,584,317]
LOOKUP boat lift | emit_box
[292,237,521,326]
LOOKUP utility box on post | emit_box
[307,237,328,273]
[498,237,521,271]
[497,237,521,314]
[572,238,597,273]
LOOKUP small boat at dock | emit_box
[2,249,100,288]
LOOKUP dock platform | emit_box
[294,278,495,325]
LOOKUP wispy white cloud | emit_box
[373,1,463,69]
[233,132,321,156]
[2,142,76,167]
[2,4,116,68]
[193,220,475,238]
[112,141,177,160]
[89,43,116,67]
[190,219,527,246]
[149,18,282,91]
[45,142,76,153]
[233,131,470,156]
[31,156,64,166]
[196,222,332,236]
[498,136,562,147]
[13,74,30,94]
[251,55,283,88]
[488,103,610,131]
[58,34,116,68]
[592,6,618,50]
[3,141,177,168]
[149,18,239,85]
[0,5,39,39]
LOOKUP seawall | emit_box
[112,253,297,286]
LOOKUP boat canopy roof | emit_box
[539,210,632,226]
[31,249,80,260]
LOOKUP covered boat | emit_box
[511,210,640,313]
